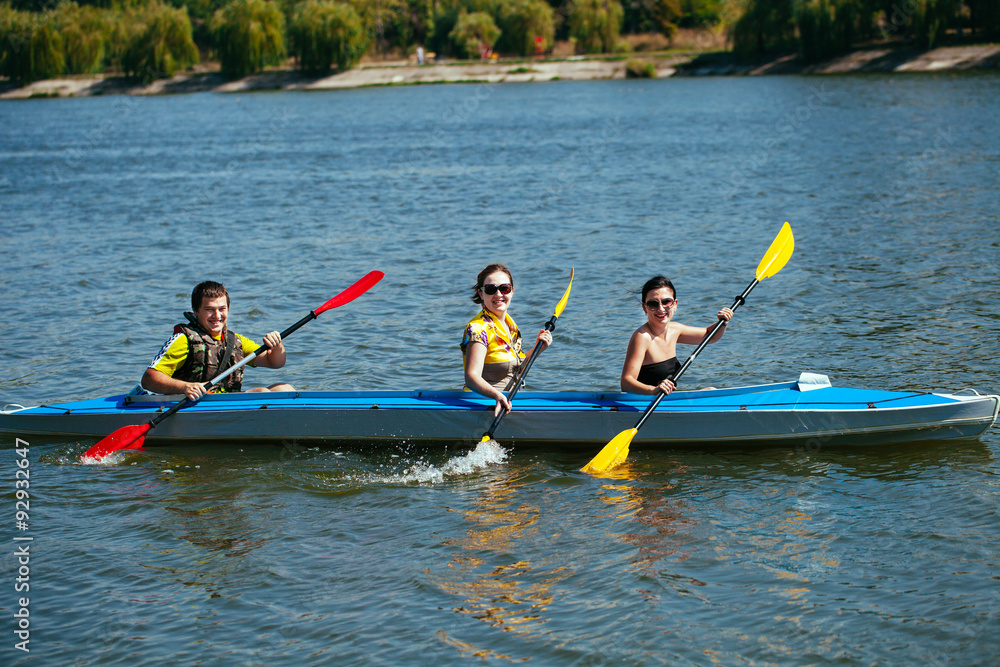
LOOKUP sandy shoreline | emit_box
[2,44,997,99]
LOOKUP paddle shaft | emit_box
[483,316,556,439]
[145,309,322,429]
[631,276,760,432]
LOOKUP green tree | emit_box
[168,0,228,52]
[408,0,434,45]
[0,6,65,83]
[731,0,795,60]
[678,0,726,26]
[449,9,500,58]
[796,0,858,63]
[623,0,681,34]
[653,0,682,34]
[967,0,1000,39]
[7,0,51,10]
[349,0,407,54]
[428,3,459,56]
[289,0,368,71]
[568,0,624,54]
[912,0,958,48]
[54,2,109,74]
[211,0,284,78]
[117,1,199,78]
[495,0,554,56]
[172,0,231,22]
[847,0,886,40]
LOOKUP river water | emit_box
[1,73,999,664]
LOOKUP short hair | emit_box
[471,263,514,305]
[639,276,676,303]
[192,281,230,311]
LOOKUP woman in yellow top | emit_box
[461,263,552,415]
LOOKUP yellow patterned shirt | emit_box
[461,309,524,389]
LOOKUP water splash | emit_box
[383,439,509,484]
[78,449,138,466]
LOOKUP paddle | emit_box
[581,223,795,474]
[81,271,385,462]
[479,268,574,444]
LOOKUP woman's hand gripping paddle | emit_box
[480,268,574,444]
[581,223,795,475]
[81,271,385,462]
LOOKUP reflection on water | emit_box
[136,464,276,602]
[595,462,712,609]
[429,471,571,648]
[161,497,267,556]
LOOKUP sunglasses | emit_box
[482,283,512,295]
[645,298,676,310]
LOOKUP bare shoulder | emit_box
[669,321,700,337]
[629,324,654,346]
[623,325,651,371]
[626,324,654,358]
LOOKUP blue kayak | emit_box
[2,374,997,449]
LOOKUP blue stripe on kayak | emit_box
[13,383,958,416]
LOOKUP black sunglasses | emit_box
[482,283,513,295]
[645,298,676,310]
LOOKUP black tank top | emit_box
[637,357,680,386]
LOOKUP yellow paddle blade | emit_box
[553,268,574,319]
[580,428,637,474]
[755,222,795,280]
[480,434,493,443]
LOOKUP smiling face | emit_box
[642,286,677,326]
[480,270,514,318]
[195,295,229,338]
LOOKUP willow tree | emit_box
[449,10,500,59]
[289,0,368,71]
[0,7,65,83]
[732,0,796,61]
[495,0,555,56]
[912,0,958,48]
[349,0,407,55]
[796,0,859,63]
[54,2,110,75]
[211,0,285,78]
[118,2,199,79]
[568,0,624,54]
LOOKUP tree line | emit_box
[735,0,1000,62]
[1,0,997,84]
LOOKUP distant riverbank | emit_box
[2,43,997,99]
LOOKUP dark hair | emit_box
[471,263,514,305]
[192,281,230,311]
[639,276,677,303]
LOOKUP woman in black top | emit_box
[620,276,733,395]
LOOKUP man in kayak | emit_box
[136,281,294,400]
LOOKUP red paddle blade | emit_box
[314,271,385,316]
[81,424,151,461]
